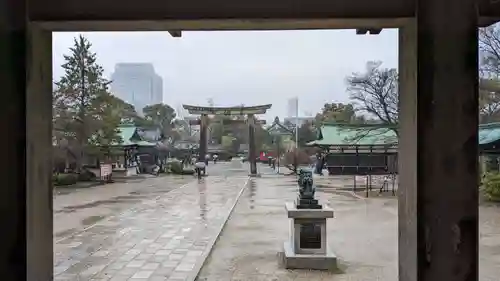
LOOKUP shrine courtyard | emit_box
[53,163,500,280]
[197,170,500,281]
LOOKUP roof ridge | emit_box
[321,122,397,129]
[479,122,500,129]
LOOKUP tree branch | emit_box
[346,61,399,135]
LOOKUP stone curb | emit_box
[188,177,250,281]
[338,190,367,200]
[315,184,366,200]
[54,181,103,190]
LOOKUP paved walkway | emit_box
[197,173,500,281]
[54,175,248,281]
[54,175,194,240]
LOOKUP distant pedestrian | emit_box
[205,154,210,166]
[315,153,324,175]
[320,154,326,173]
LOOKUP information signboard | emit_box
[100,163,112,177]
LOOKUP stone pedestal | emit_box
[296,197,322,209]
[281,202,337,270]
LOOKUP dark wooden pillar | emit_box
[198,114,208,162]
[248,114,258,175]
[26,24,54,280]
[0,0,28,279]
[399,0,479,280]
[398,19,418,281]
[1,1,53,279]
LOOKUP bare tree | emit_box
[478,25,500,123]
[479,26,500,76]
[479,78,500,123]
[346,61,399,136]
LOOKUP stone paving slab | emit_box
[54,175,249,281]
[198,174,500,281]
[198,175,400,281]
[54,175,195,241]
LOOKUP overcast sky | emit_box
[52,30,398,121]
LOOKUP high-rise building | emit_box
[284,97,314,127]
[110,63,163,114]
[287,97,298,118]
[283,116,315,127]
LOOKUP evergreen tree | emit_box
[142,103,178,141]
[53,35,121,170]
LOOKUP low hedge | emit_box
[181,168,195,175]
[53,173,78,186]
[482,172,500,201]
[168,160,184,174]
[78,169,96,182]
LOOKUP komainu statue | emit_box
[296,168,322,209]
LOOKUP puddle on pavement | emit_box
[151,190,175,194]
[55,195,149,214]
[81,215,105,226]
[248,180,257,209]
[245,209,283,216]
[55,228,78,238]
[273,183,295,187]
[113,195,148,200]
[235,224,265,231]
[320,189,361,200]
[197,180,208,222]
[54,189,75,196]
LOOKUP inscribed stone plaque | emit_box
[299,223,321,249]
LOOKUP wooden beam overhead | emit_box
[182,104,272,115]
[222,119,245,125]
[222,119,266,125]
[356,28,382,34]
[29,0,415,22]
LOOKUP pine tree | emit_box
[53,35,121,170]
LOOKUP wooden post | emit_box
[26,24,54,280]
[248,114,258,175]
[399,0,479,278]
[198,114,208,162]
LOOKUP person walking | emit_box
[204,154,210,166]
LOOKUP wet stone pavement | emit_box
[197,169,500,281]
[54,172,249,281]
[54,175,195,240]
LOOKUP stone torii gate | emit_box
[182,104,271,176]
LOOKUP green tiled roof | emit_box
[113,125,156,147]
[117,126,138,146]
[479,122,500,145]
[307,122,500,147]
[307,124,397,146]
